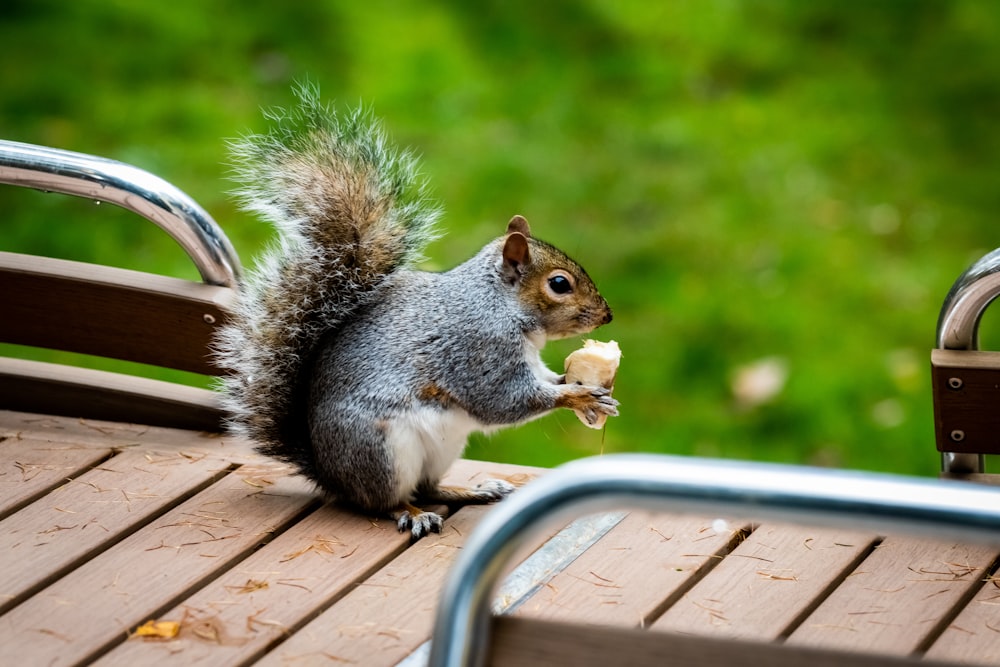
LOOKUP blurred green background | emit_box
[3,0,999,476]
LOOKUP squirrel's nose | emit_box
[603,306,613,325]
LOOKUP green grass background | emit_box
[3,0,1000,475]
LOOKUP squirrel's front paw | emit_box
[556,385,620,426]
[394,506,444,541]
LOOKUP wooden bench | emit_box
[0,139,239,433]
[3,140,1000,666]
[3,411,1000,666]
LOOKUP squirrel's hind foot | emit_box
[422,479,516,506]
[468,478,517,502]
[393,503,444,541]
[391,478,515,541]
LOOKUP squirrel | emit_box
[215,85,618,539]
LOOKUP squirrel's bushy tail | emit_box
[215,83,440,466]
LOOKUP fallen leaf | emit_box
[133,619,180,640]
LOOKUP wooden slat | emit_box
[0,447,232,615]
[787,536,999,655]
[0,409,254,462]
[941,473,1000,487]
[0,251,234,375]
[514,511,750,627]
[0,358,225,432]
[650,523,877,640]
[0,466,316,666]
[7,406,1000,665]
[254,504,490,667]
[96,504,412,665]
[91,459,537,666]
[931,349,1000,455]
[925,574,1000,665]
[248,460,538,667]
[488,616,967,667]
[0,436,111,518]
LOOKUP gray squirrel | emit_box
[215,85,618,539]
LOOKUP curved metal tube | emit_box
[934,248,1000,473]
[0,139,241,286]
[427,453,1000,667]
[936,247,1000,350]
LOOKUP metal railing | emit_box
[0,139,241,287]
[428,454,1000,667]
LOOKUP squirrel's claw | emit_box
[394,507,444,541]
[557,383,621,426]
[595,392,620,413]
[588,388,620,424]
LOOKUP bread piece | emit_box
[564,339,621,428]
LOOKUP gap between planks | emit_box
[0,436,116,521]
[0,449,240,617]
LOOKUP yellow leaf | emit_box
[134,619,180,639]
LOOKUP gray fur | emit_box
[215,87,616,537]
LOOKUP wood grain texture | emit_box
[96,503,412,666]
[488,616,967,667]
[95,458,540,666]
[254,505,492,667]
[0,358,225,431]
[925,573,1000,665]
[514,511,749,628]
[788,536,999,655]
[0,409,256,463]
[0,466,315,666]
[931,349,1000,455]
[650,523,877,641]
[0,251,234,375]
[0,447,231,615]
[3,409,1000,665]
[0,436,111,518]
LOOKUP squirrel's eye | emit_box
[548,274,572,294]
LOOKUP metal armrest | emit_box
[0,139,241,287]
[428,454,1000,667]
[935,247,1000,473]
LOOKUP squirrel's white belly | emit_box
[385,406,484,502]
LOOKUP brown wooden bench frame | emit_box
[0,251,233,430]
[0,139,239,431]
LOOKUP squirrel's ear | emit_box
[501,232,531,285]
[507,215,531,238]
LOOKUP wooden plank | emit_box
[94,459,539,666]
[0,436,111,518]
[0,447,231,615]
[925,573,1000,665]
[940,472,1000,487]
[0,465,316,666]
[0,251,234,375]
[488,616,966,667]
[650,523,877,640]
[513,511,750,627]
[931,349,1000,455]
[254,504,489,667]
[253,461,541,667]
[787,536,998,656]
[0,409,256,463]
[0,357,225,432]
[96,503,411,665]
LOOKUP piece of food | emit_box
[564,339,622,428]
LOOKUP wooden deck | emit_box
[1,408,999,666]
